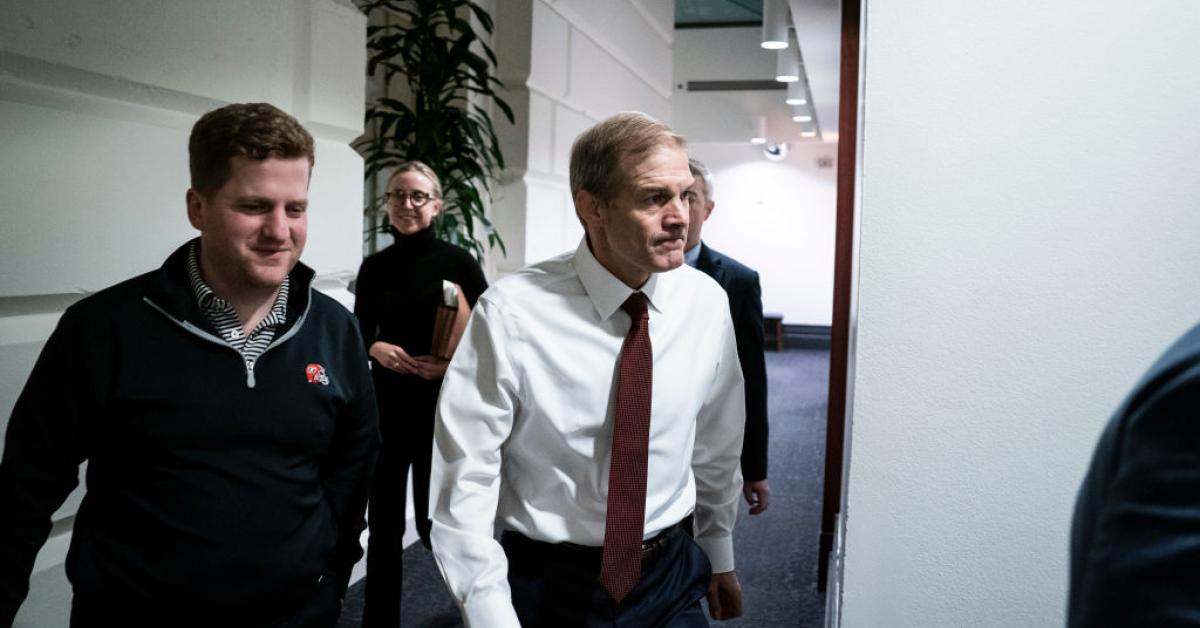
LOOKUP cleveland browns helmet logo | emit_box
[305,363,330,385]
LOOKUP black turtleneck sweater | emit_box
[353,227,488,375]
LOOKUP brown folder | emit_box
[430,280,470,360]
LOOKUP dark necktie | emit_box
[601,292,653,604]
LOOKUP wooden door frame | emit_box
[818,0,863,596]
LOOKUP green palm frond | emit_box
[355,0,511,261]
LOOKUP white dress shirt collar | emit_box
[572,237,664,319]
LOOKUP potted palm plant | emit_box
[356,0,513,260]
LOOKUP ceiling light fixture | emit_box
[761,0,789,50]
[775,34,800,82]
[776,52,800,82]
[750,115,768,145]
[786,81,808,105]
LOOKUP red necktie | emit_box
[601,292,653,604]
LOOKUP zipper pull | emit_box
[245,359,256,389]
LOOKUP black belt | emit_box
[502,519,689,571]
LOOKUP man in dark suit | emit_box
[1069,321,1200,627]
[683,158,770,515]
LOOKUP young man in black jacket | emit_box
[0,103,380,627]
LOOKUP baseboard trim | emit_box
[784,324,832,350]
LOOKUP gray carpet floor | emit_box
[337,348,830,628]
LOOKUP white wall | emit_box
[838,2,1200,628]
[687,142,835,325]
[491,0,675,272]
[0,2,366,625]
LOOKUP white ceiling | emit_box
[789,0,841,143]
[672,0,841,144]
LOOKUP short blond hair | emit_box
[387,160,443,199]
[569,112,686,205]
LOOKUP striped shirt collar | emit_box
[186,241,289,342]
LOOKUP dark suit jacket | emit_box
[695,243,769,482]
[1069,321,1200,627]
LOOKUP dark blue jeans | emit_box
[502,525,711,628]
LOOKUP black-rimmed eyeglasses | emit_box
[385,190,434,208]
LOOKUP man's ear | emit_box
[574,190,603,230]
[704,200,716,222]
[185,189,205,230]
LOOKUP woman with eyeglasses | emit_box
[352,161,487,628]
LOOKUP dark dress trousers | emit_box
[502,524,711,628]
[1069,320,1200,627]
[352,227,486,628]
[695,243,769,482]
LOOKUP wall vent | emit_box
[682,80,787,91]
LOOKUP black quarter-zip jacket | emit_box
[0,240,380,624]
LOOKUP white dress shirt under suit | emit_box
[429,239,746,627]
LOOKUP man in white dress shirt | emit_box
[429,112,746,627]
